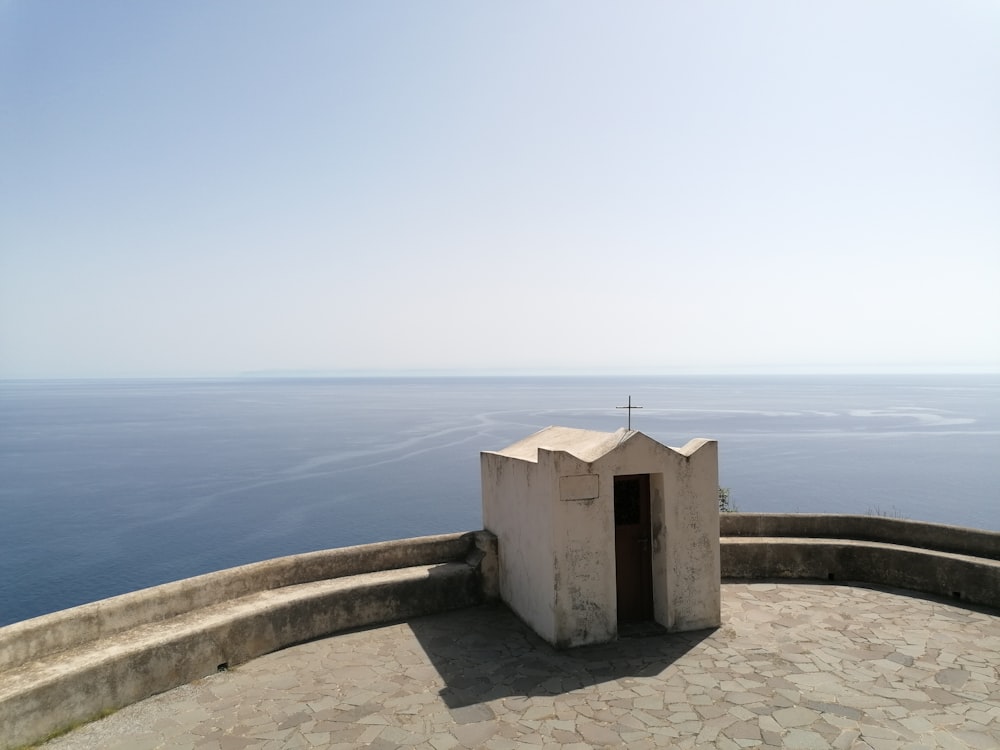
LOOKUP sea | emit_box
[1,374,997,627]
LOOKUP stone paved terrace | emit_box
[42,582,1000,750]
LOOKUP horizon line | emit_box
[3,366,999,382]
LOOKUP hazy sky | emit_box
[2,1,998,378]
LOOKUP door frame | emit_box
[613,473,653,622]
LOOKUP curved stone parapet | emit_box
[721,512,1000,559]
[0,531,480,675]
[3,515,998,750]
[0,531,498,750]
[721,513,1000,610]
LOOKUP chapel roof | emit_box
[491,425,638,463]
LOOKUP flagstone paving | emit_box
[42,582,1000,749]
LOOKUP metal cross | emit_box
[616,395,643,430]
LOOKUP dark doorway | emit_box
[614,474,653,623]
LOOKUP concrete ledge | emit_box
[721,514,1000,610]
[5,517,996,749]
[720,513,1000,559]
[0,531,479,674]
[0,532,498,750]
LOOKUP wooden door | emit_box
[614,474,653,622]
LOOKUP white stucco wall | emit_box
[481,451,557,643]
[658,438,721,631]
[482,427,720,648]
[546,449,617,648]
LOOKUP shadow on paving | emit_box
[408,602,714,710]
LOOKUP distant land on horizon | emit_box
[235,366,1000,379]
[3,366,998,382]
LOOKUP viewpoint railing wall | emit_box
[0,531,498,750]
[2,515,998,750]
[720,513,1000,610]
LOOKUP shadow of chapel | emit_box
[407,602,715,710]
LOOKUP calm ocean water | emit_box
[1,375,998,627]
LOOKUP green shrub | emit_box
[719,487,738,513]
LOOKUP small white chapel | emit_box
[481,426,720,648]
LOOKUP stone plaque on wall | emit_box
[560,474,599,501]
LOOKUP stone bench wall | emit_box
[4,515,998,749]
[721,513,1000,610]
[0,531,490,675]
[721,512,1000,559]
[0,531,498,750]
